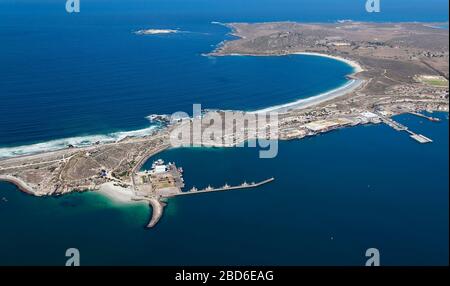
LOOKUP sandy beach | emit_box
[266,52,364,113]
[250,52,365,113]
[293,52,364,74]
[97,182,138,204]
[212,51,365,114]
[252,78,364,114]
[98,182,164,227]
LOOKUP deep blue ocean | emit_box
[0,0,448,153]
[0,113,448,265]
[0,0,448,265]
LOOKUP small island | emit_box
[134,29,178,35]
[1,21,448,228]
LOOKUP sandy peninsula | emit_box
[0,21,448,229]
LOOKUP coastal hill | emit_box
[212,22,448,93]
[0,22,448,227]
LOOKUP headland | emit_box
[0,21,448,228]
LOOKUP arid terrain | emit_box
[1,22,448,223]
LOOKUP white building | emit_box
[154,165,167,174]
[361,111,379,119]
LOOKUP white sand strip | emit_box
[97,182,136,204]
[293,52,364,73]
[250,52,365,113]
[252,78,364,114]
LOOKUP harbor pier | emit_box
[130,158,275,227]
[163,177,275,198]
[407,112,441,122]
[377,113,433,144]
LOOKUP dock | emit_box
[379,115,408,131]
[407,112,441,122]
[409,133,433,144]
[377,113,433,144]
[162,177,275,198]
[130,157,275,228]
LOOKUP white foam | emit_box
[0,53,364,159]
[0,125,159,159]
[254,79,364,113]
[134,29,179,35]
[212,52,364,114]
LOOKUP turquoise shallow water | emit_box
[0,0,448,266]
[0,113,448,266]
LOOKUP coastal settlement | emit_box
[0,21,448,227]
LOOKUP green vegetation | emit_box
[416,75,449,87]
[422,78,449,87]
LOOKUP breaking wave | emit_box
[0,125,159,159]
